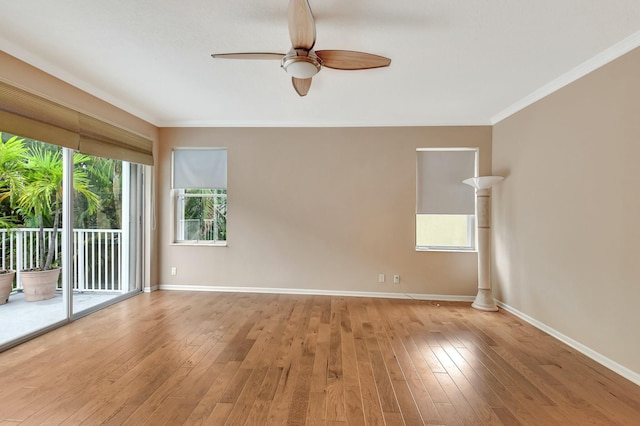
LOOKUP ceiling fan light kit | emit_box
[211,0,391,96]
[282,50,322,79]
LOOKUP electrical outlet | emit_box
[393,274,400,284]
[378,274,385,283]
[171,267,177,276]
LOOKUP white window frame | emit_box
[416,148,478,252]
[171,148,227,246]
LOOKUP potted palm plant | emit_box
[0,133,27,304]
[0,269,14,304]
[16,146,99,301]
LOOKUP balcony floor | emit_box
[0,291,120,345]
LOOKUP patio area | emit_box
[0,290,120,344]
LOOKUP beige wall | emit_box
[158,127,492,295]
[493,48,640,374]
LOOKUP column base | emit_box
[471,289,498,312]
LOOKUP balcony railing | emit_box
[1,228,123,293]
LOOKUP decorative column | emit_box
[462,176,504,312]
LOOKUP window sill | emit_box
[171,241,228,247]
[416,247,476,253]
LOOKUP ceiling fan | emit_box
[211,0,391,97]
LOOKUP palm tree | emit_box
[183,189,227,241]
[16,147,100,270]
[75,156,121,229]
[0,133,27,228]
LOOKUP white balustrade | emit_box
[0,228,123,293]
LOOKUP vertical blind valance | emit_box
[416,149,476,215]
[0,80,153,165]
[172,148,227,189]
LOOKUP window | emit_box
[416,148,477,251]
[172,148,227,245]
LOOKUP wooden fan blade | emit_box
[288,0,315,50]
[292,77,312,96]
[211,53,285,60]
[315,50,391,70]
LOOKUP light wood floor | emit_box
[0,292,639,425]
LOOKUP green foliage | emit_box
[183,189,227,241]
[0,133,28,228]
[16,146,101,269]
[0,132,120,270]
[1,132,125,269]
[75,156,121,229]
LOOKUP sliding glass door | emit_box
[0,132,146,348]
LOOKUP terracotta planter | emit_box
[0,271,15,304]
[21,268,60,302]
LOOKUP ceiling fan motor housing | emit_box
[282,49,322,79]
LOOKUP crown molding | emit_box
[492,30,640,125]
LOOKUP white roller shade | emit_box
[416,149,476,215]
[172,148,227,189]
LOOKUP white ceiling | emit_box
[1,0,640,127]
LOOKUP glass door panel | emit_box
[0,132,67,346]
[72,157,144,316]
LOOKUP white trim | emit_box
[492,30,640,124]
[158,284,474,302]
[155,119,492,128]
[144,285,159,293]
[497,301,640,387]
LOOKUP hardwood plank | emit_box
[256,366,283,401]
[59,337,197,425]
[203,402,233,425]
[325,379,346,422]
[183,360,241,424]
[352,314,386,425]
[491,406,522,426]
[0,293,639,426]
[286,350,315,424]
[344,384,366,426]
[391,379,425,425]
[121,364,212,425]
[383,411,405,425]
[435,402,464,426]
[222,367,270,425]
[398,333,449,403]
[433,371,482,424]
[244,399,273,426]
[305,391,327,426]
[309,323,330,392]
[327,298,343,381]
[454,346,555,425]
[407,378,443,425]
[431,345,503,424]
[368,348,400,414]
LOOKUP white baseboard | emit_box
[143,285,159,293]
[497,301,640,387]
[158,284,474,302]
